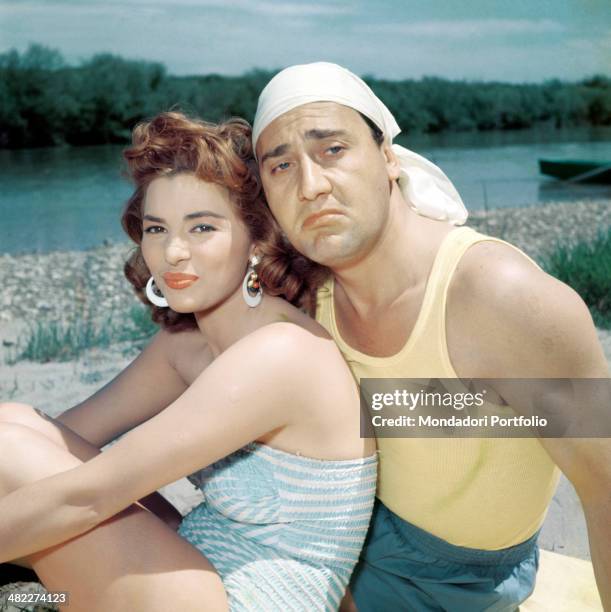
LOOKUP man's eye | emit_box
[144,225,165,234]
[271,161,291,174]
[326,145,344,155]
[192,224,215,233]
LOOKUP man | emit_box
[252,62,610,611]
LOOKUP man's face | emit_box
[257,102,400,269]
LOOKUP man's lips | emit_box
[163,272,199,289]
[302,209,343,229]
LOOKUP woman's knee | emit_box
[0,422,80,488]
[0,402,43,427]
[0,422,42,491]
[0,421,36,451]
[0,422,77,462]
[0,403,60,445]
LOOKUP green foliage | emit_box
[541,228,611,329]
[1,45,611,149]
[7,305,159,364]
[8,318,113,363]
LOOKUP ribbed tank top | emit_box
[316,227,560,550]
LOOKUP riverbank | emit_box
[467,197,611,258]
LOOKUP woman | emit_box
[0,112,377,611]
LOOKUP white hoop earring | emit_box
[242,256,262,308]
[146,276,169,308]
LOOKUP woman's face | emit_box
[141,173,253,314]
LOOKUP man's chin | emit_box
[300,235,359,268]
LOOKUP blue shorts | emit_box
[350,500,539,612]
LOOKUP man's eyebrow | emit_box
[260,143,289,165]
[305,129,348,140]
[260,130,349,165]
[143,210,226,223]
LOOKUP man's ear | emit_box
[382,144,401,181]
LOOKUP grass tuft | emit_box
[541,227,611,329]
[7,305,159,364]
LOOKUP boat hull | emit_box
[539,159,611,183]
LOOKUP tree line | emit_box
[1,44,610,149]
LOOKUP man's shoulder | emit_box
[450,238,574,314]
[446,238,601,377]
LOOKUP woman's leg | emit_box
[0,401,183,561]
[0,418,228,612]
[0,402,102,570]
[0,401,115,459]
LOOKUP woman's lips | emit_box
[163,272,199,290]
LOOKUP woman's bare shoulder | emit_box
[253,316,338,360]
[238,322,366,459]
[233,320,353,403]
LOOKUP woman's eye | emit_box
[144,225,165,234]
[192,224,215,233]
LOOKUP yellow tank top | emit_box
[316,227,560,550]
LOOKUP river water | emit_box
[1,127,610,255]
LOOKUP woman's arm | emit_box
[21,410,184,530]
[56,329,194,448]
[0,323,313,562]
[55,328,202,528]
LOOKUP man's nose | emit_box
[298,157,332,202]
[165,235,191,265]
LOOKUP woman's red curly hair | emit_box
[121,111,327,331]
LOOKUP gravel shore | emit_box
[0,243,137,326]
[468,198,611,258]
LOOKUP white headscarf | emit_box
[253,62,468,225]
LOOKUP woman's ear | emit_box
[248,244,261,264]
[382,144,401,181]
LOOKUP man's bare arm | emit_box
[448,240,611,608]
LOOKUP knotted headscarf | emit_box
[253,62,468,225]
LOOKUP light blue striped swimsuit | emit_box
[178,442,377,611]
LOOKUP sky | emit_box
[0,0,609,82]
